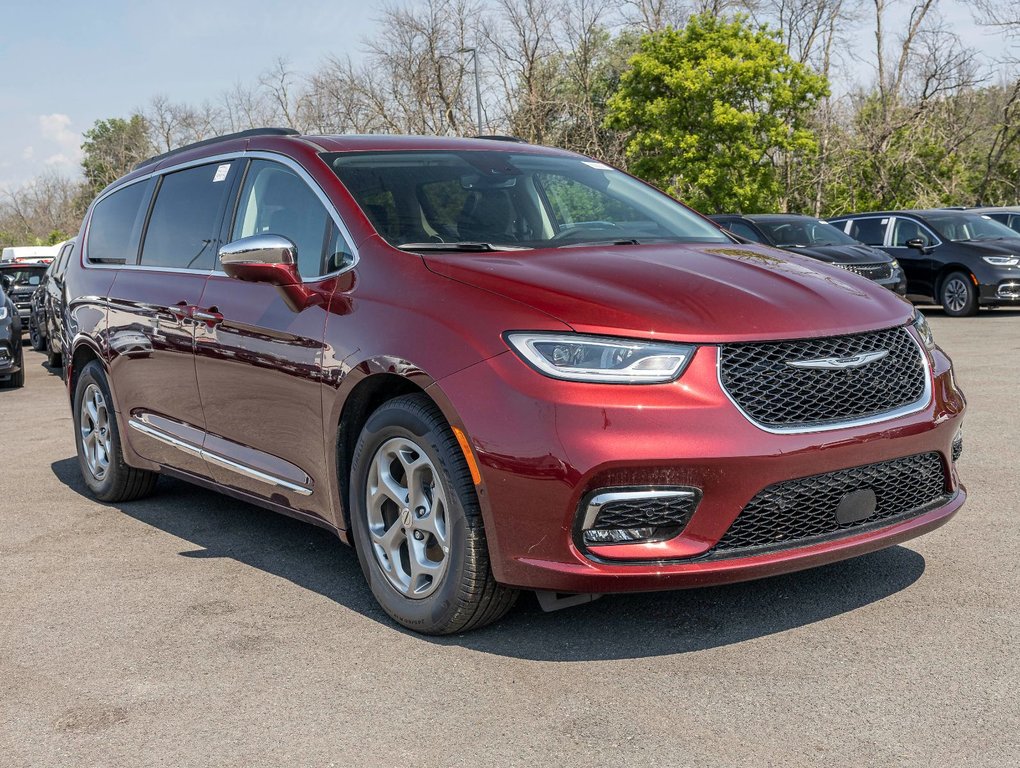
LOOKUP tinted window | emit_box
[54,242,73,278]
[141,162,236,270]
[846,218,887,246]
[87,182,149,264]
[727,221,765,242]
[232,160,343,277]
[891,218,933,247]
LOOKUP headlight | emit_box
[505,332,696,383]
[0,306,8,321]
[912,312,936,351]
[889,259,900,270]
[982,256,1019,266]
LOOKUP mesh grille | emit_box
[836,262,893,281]
[592,494,699,531]
[711,453,947,555]
[719,326,926,429]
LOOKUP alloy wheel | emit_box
[943,278,969,313]
[365,436,450,599]
[80,383,112,480]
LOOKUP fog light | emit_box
[583,527,657,544]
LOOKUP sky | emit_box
[1,0,1015,190]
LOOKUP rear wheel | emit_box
[5,347,24,388]
[73,360,158,502]
[29,319,45,351]
[939,272,978,317]
[349,394,517,634]
[45,335,61,369]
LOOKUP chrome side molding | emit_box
[128,418,313,496]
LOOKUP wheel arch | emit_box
[935,264,978,295]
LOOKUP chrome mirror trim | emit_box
[218,234,297,267]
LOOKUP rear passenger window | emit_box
[847,218,888,246]
[232,160,346,278]
[140,162,237,270]
[87,182,150,264]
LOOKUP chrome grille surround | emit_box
[718,325,930,433]
[835,262,893,281]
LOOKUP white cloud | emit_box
[38,113,83,164]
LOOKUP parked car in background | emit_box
[62,129,966,634]
[0,263,47,334]
[710,213,906,294]
[1,244,62,264]
[828,209,1020,316]
[28,238,75,367]
[967,206,1020,236]
[0,283,24,388]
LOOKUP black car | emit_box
[828,210,1020,317]
[28,239,75,367]
[0,284,24,388]
[0,263,47,333]
[710,214,906,294]
[968,207,1020,236]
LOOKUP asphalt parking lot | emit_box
[1,310,1018,767]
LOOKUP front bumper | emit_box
[431,338,966,593]
[979,279,1020,304]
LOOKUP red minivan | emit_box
[62,129,966,633]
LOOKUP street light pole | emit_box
[458,47,483,135]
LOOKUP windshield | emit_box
[754,218,860,247]
[0,267,44,286]
[925,212,1020,242]
[322,150,730,249]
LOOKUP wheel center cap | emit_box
[401,508,412,527]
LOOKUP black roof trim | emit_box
[133,127,300,171]
[472,135,528,143]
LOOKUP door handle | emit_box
[192,308,224,326]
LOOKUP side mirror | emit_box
[905,237,928,251]
[218,235,316,311]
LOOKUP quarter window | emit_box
[140,162,237,270]
[232,160,349,278]
[87,182,150,264]
[846,218,888,246]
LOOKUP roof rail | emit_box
[473,135,528,143]
[133,127,300,171]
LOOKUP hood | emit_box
[952,238,1020,256]
[779,243,892,265]
[423,243,913,343]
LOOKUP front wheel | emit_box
[73,360,158,502]
[939,272,978,317]
[349,394,517,634]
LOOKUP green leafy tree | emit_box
[80,115,154,198]
[606,14,828,213]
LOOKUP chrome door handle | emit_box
[192,309,224,325]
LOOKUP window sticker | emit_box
[213,164,230,183]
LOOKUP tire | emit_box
[29,319,46,351]
[45,335,61,369]
[6,347,24,388]
[73,360,158,502]
[349,394,517,634]
[939,271,978,317]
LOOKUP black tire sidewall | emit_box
[349,400,475,634]
[29,321,45,351]
[73,361,125,498]
[940,272,977,317]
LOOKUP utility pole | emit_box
[458,47,483,135]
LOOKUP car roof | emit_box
[969,206,1020,214]
[830,209,991,219]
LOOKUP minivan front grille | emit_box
[710,452,948,556]
[836,262,893,281]
[719,326,927,430]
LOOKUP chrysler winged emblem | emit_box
[786,350,889,370]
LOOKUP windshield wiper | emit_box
[397,241,532,252]
[558,238,642,248]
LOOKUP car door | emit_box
[193,157,355,521]
[106,160,240,478]
[43,241,72,349]
[886,216,939,299]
